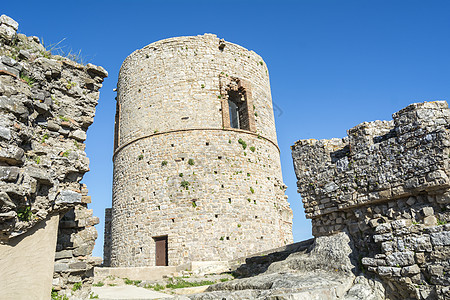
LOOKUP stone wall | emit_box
[0,15,107,299]
[292,101,450,299]
[109,35,292,267]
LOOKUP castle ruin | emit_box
[292,101,450,299]
[105,34,293,267]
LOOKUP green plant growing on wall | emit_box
[34,156,41,164]
[92,282,104,287]
[17,206,33,221]
[66,80,76,90]
[59,115,69,122]
[188,158,195,165]
[20,72,35,87]
[62,150,70,158]
[138,154,144,160]
[192,201,197,208]
[179,173,183,177]
[201,84,205,89]
[72,282,82,291]
[40,133,49,143]
[181,180,190,190]
[161,160,168,166]
[238,138,247,150]
[437,218,447,225]
[250,146,255,152]
[250,187,255,194]
[51,288,69,300]
[220,236,224,241]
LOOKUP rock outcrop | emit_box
[0,15,107,299]
[172,233,384,299]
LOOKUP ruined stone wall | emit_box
[110,34,292,267]
[292,101,450,299]
[0,15,107,299]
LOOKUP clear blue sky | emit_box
[3,1,449,258]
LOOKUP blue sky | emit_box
[3,1,449,258]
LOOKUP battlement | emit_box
[292,101,450,219]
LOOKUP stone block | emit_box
[0,166,19,182]
[404,235,432,252]
[430,231,450,246]
[375,223,391,234]
[69,129,87,141]
[415,252,425,264]
[401,264,420,276]
[428,265,444,276]
[422,207,434,217]
[0,96,28,119]
[73,243,95,257]
[423,216,437,227]
[54,263,69,273]
[55,250,73,260]
[26,166,51,183]
[0,15,18,30]
[81,196,91,204]
[0,145,25,165]
[0,126,11,140]
[374,233,393,243]
[69,262,87,272]
[55,190,82,205]
[386,251,415,267]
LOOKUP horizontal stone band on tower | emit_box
[112,127,280,159]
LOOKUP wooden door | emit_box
[155,236,168,266]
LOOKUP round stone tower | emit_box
[110,34,293,267]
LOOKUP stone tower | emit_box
[108,34,293,267]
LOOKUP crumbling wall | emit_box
[0,15,107,299]
[292,101,450,299]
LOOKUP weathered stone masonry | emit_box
[107,34,293,267]
[0,15,107,299]
[292,101,450,299]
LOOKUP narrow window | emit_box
[113,102,120,151]
[227,89,250,131]
[228,100,239,129]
